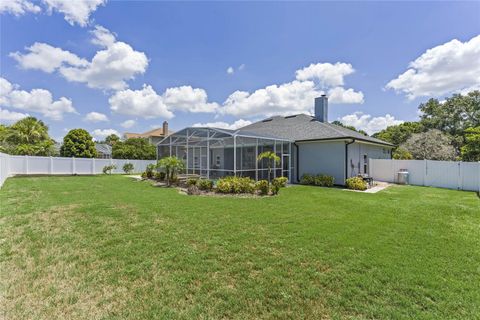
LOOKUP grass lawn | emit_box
[1,175,479,319]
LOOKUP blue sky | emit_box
[1,0,479,141]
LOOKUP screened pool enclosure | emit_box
[157,127,293,181]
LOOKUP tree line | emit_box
[0,118,156,160]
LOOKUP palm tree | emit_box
[5,117,54,156]
[157,156,185,186]
[257,151,280,183]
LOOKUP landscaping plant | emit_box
[144,164,156,179]
[102,164,116,174]
[255,180,270,195]
[345,177,368,191]
[257,151,280,182]
[154,172,166,181]
[198,179,214,191]
[157,156,185,186]
[122,163,134,174]
[273,176,288,187]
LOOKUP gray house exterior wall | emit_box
[347,142,391,178]
[296,141,346,185]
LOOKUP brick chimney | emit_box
[162,121,169,135]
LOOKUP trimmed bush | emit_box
[273,177,288,187]
[141,171,147,179]
[346,177,367,191]
[255,180,269,195]
[215,176,255,194]
[198,179,214,191]
[314,174,334,187]
[145,164,156,178]
[187,178,198,187]
[300,174,315,185]
[301,173,334,187]
[122,162,134,174]
[102,164,116,174]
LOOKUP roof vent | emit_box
[284,115,297,119]
[262,118,273,122]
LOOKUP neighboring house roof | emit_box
[239,114,394,146]
[95,143,112,155]
[124,127,173,139]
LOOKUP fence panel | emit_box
[0,153,157,188]
[370,159,480,192]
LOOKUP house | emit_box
[157,96,393,185]
[95,143,112,159]
[124,121,173,145]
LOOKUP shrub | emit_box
[154,171,166,181]
[273,177,288,187]
[122,162,134,174]
[187,178,198,187]
[198,179,214,191]
[346,177,367,191]
[300,174,314,185]
[215,176,255,194]
[314,174,334,187]
[145,164,156,178]
[255,180,269,195]
[102,164,116,174]
[141,171,147,179]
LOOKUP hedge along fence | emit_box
[0,152,156,188]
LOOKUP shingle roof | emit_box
[238,114,393,146]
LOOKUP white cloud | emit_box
[192,119,252,130]
[120,119,136,129]
[0,0,41,16]
[0,108,29,123]
[339,112,404,135]
[11,25,148,90]
[386,35,480,99]
[10,42,88,73]
[109,84,173,119]
[0,77,76,120]
[227,66,234,75]
[328,87,364,104]
[0,0,105,27]
[84,111,108,122]
[110,84,219,119]
[92,128,120,140]
[163,86,219,113]
[295,62,355,87]
[238,64,245,71]
[219,62,363,118]
[42,0,106,27]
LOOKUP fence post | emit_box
[25,155,29,175]
[92,158,95,175]
[478,162,480,194]
[423,159,428,186]
[50,156,53,174]
[72,157,76,175]
[457,162,461,191]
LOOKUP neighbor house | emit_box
[157,96,393,185]
[124,121,173,145]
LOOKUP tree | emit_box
[60,129,97,158]
[157,156,185,186]
[460,127,480,161]
[401,129,456,161]
[257,151,280,182]
[372,122,425,146]
[331,120,368,136]
[1,117,55,156]
[112,138,156,160]
[392,147,413,160]
[105,134,120,146]
[419,91,480,152]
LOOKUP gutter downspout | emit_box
[345,139,355,184]
[294,142,299,183]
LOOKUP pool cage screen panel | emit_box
[157,127,292,181]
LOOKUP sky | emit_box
[1,0,479,141]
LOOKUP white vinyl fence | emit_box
[369,159,480,192]
[0,152,156,188]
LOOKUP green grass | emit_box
[1,175,479,319]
